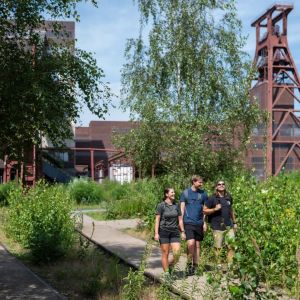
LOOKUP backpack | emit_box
[160,201,180,216]
[182,188,204,223]
[159,201,180,227]
[183,188,202,202]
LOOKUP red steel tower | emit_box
[250,4,300,178]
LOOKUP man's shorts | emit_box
[213,227,235,249]
[184,224,204,241]
[159,229,180,244]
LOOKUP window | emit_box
[251,156,265,178]
[54,152,69,162]
[294,125,300,137]
[252,157,264,163]
[253,143,265,149]
[279,124,293,136]
[252,124,265,136]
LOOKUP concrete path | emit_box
[79,215,209,300]
[0,244,65,300]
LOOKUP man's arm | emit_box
[180,201,185,218]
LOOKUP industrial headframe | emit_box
[250,4,300,178]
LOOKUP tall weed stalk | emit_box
[122,238,153,300]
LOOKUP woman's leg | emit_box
[160,243,170,272]
[225,229,235,263]
[213,230,224,263]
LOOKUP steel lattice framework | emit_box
[250,4,300,177]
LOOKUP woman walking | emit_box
[204,181,237,263]
[154,188,186,272]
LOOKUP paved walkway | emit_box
[0,244,65,300]
[79,215,208,299]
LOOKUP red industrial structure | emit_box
[248,4,300,178]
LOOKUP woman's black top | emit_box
[206,194,233,231]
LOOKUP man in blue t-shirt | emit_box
[180,175,208,275]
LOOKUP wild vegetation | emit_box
[0,207,158,299]
[1,162,298,296]
[0,171,299,298]
[6,181,74,263]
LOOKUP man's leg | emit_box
[193,240,201,266]
[170,242,181,267]
[186,239,196,275]
[191,224,204,269]
[187,239,196,262]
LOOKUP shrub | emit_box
[101,179,130,201]
[105,178,161,225]
[6,181,75,262]
[69,179,105,204]
[227,172,300,296]
[0,181,19,206]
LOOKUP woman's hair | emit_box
[163,187,173,200]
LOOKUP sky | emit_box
[75,0,300,126]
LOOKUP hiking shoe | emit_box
[168,265,174,274]
[162,272,173,285]
[185,265,195,276]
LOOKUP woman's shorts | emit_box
[159,229,180,244]
[213,228,235,248]
[184,224,204,241]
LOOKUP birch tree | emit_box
[120,0,260,178]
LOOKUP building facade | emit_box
[74,121,134,182]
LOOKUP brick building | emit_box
[74,121,134,183]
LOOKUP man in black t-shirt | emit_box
[204,180,237,263]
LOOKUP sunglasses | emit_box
[217,183,225,186]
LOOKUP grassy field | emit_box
[85,210,107,221]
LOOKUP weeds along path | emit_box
[76,214,209,300]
